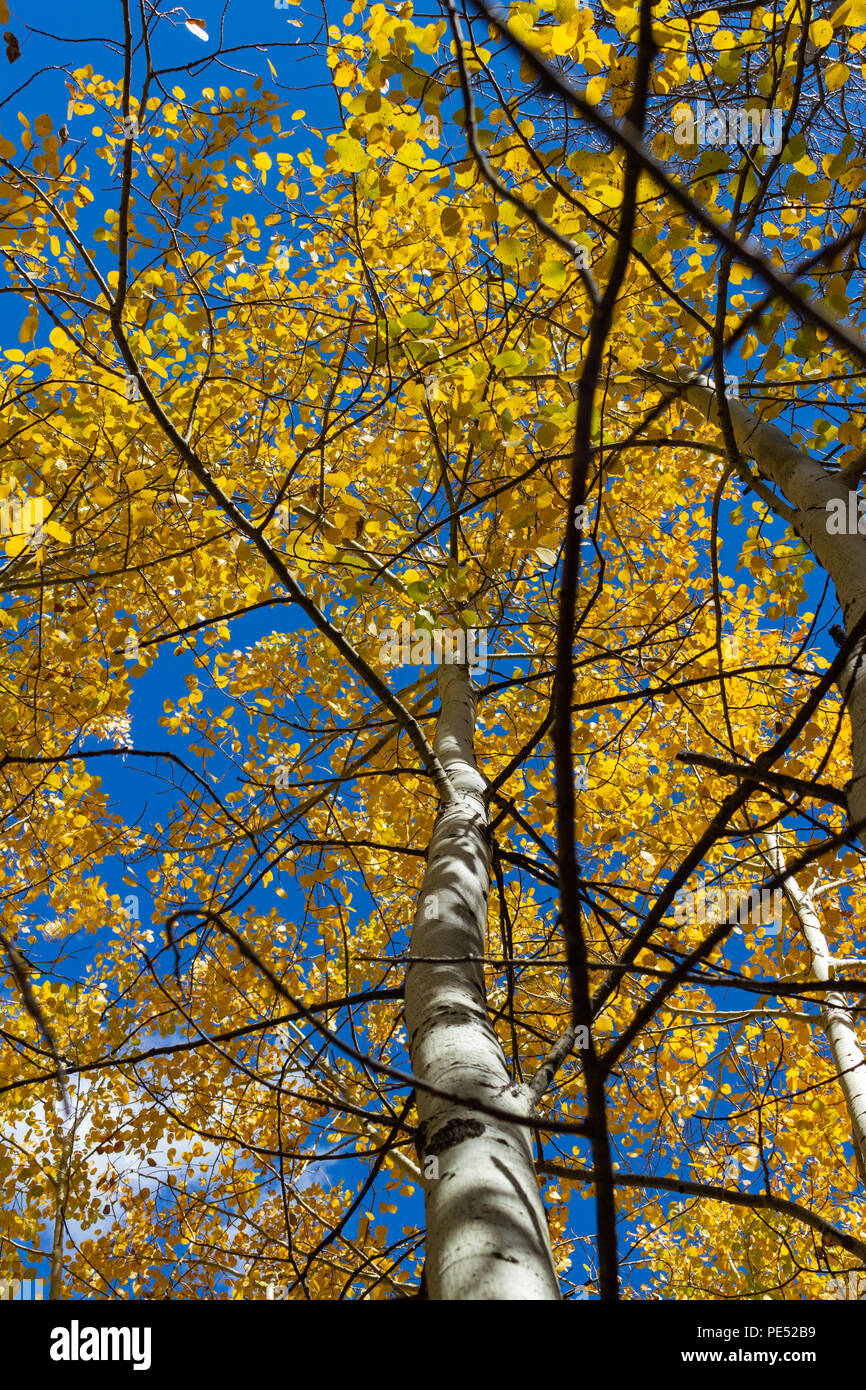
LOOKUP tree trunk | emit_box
[404,663,561,1299]
[766,828,866,1184]
[49,1121,74,1300]
[680,374,866,844]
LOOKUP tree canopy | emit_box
[1,0,866,1301]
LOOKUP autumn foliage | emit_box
[1,0,866,1300]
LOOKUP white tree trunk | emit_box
[680,375,866,843]
[766,828,866,1182]
[404,663,561,1299]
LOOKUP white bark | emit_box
[49,1110,76,1300]
[680,374,866,843]
[766,828,866,1182]
[404,663,561,1299]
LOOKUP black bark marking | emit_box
[415,1119,428,1163]
[424,1117,486,1157]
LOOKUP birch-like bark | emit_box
[404,663,561,1300]
[49,1119,74,1300]
[766,828,866,1184]
[679,374,866,843]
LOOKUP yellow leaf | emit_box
[831,0,866,24]
[163,311,190,339]
[596,183,622,208]
[332,61,356,87]
[46,520,71,543]
[809,18,833,45]
[550,25,574,55]
[398,141,426,170]
[19,315,37,344]
[332,136,368,173]
[441,207,462,239]
[825,62,850,91]
[540,260,568,289]
[495,236,520,266]
[49,326,74,351]
[586,76,605,105]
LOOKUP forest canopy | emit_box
[1,0,866,1303]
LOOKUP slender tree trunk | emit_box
[404,663,561,1300]
[49,1122,74,1300]
[680,374,866,843]
[766,827,866,1183]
